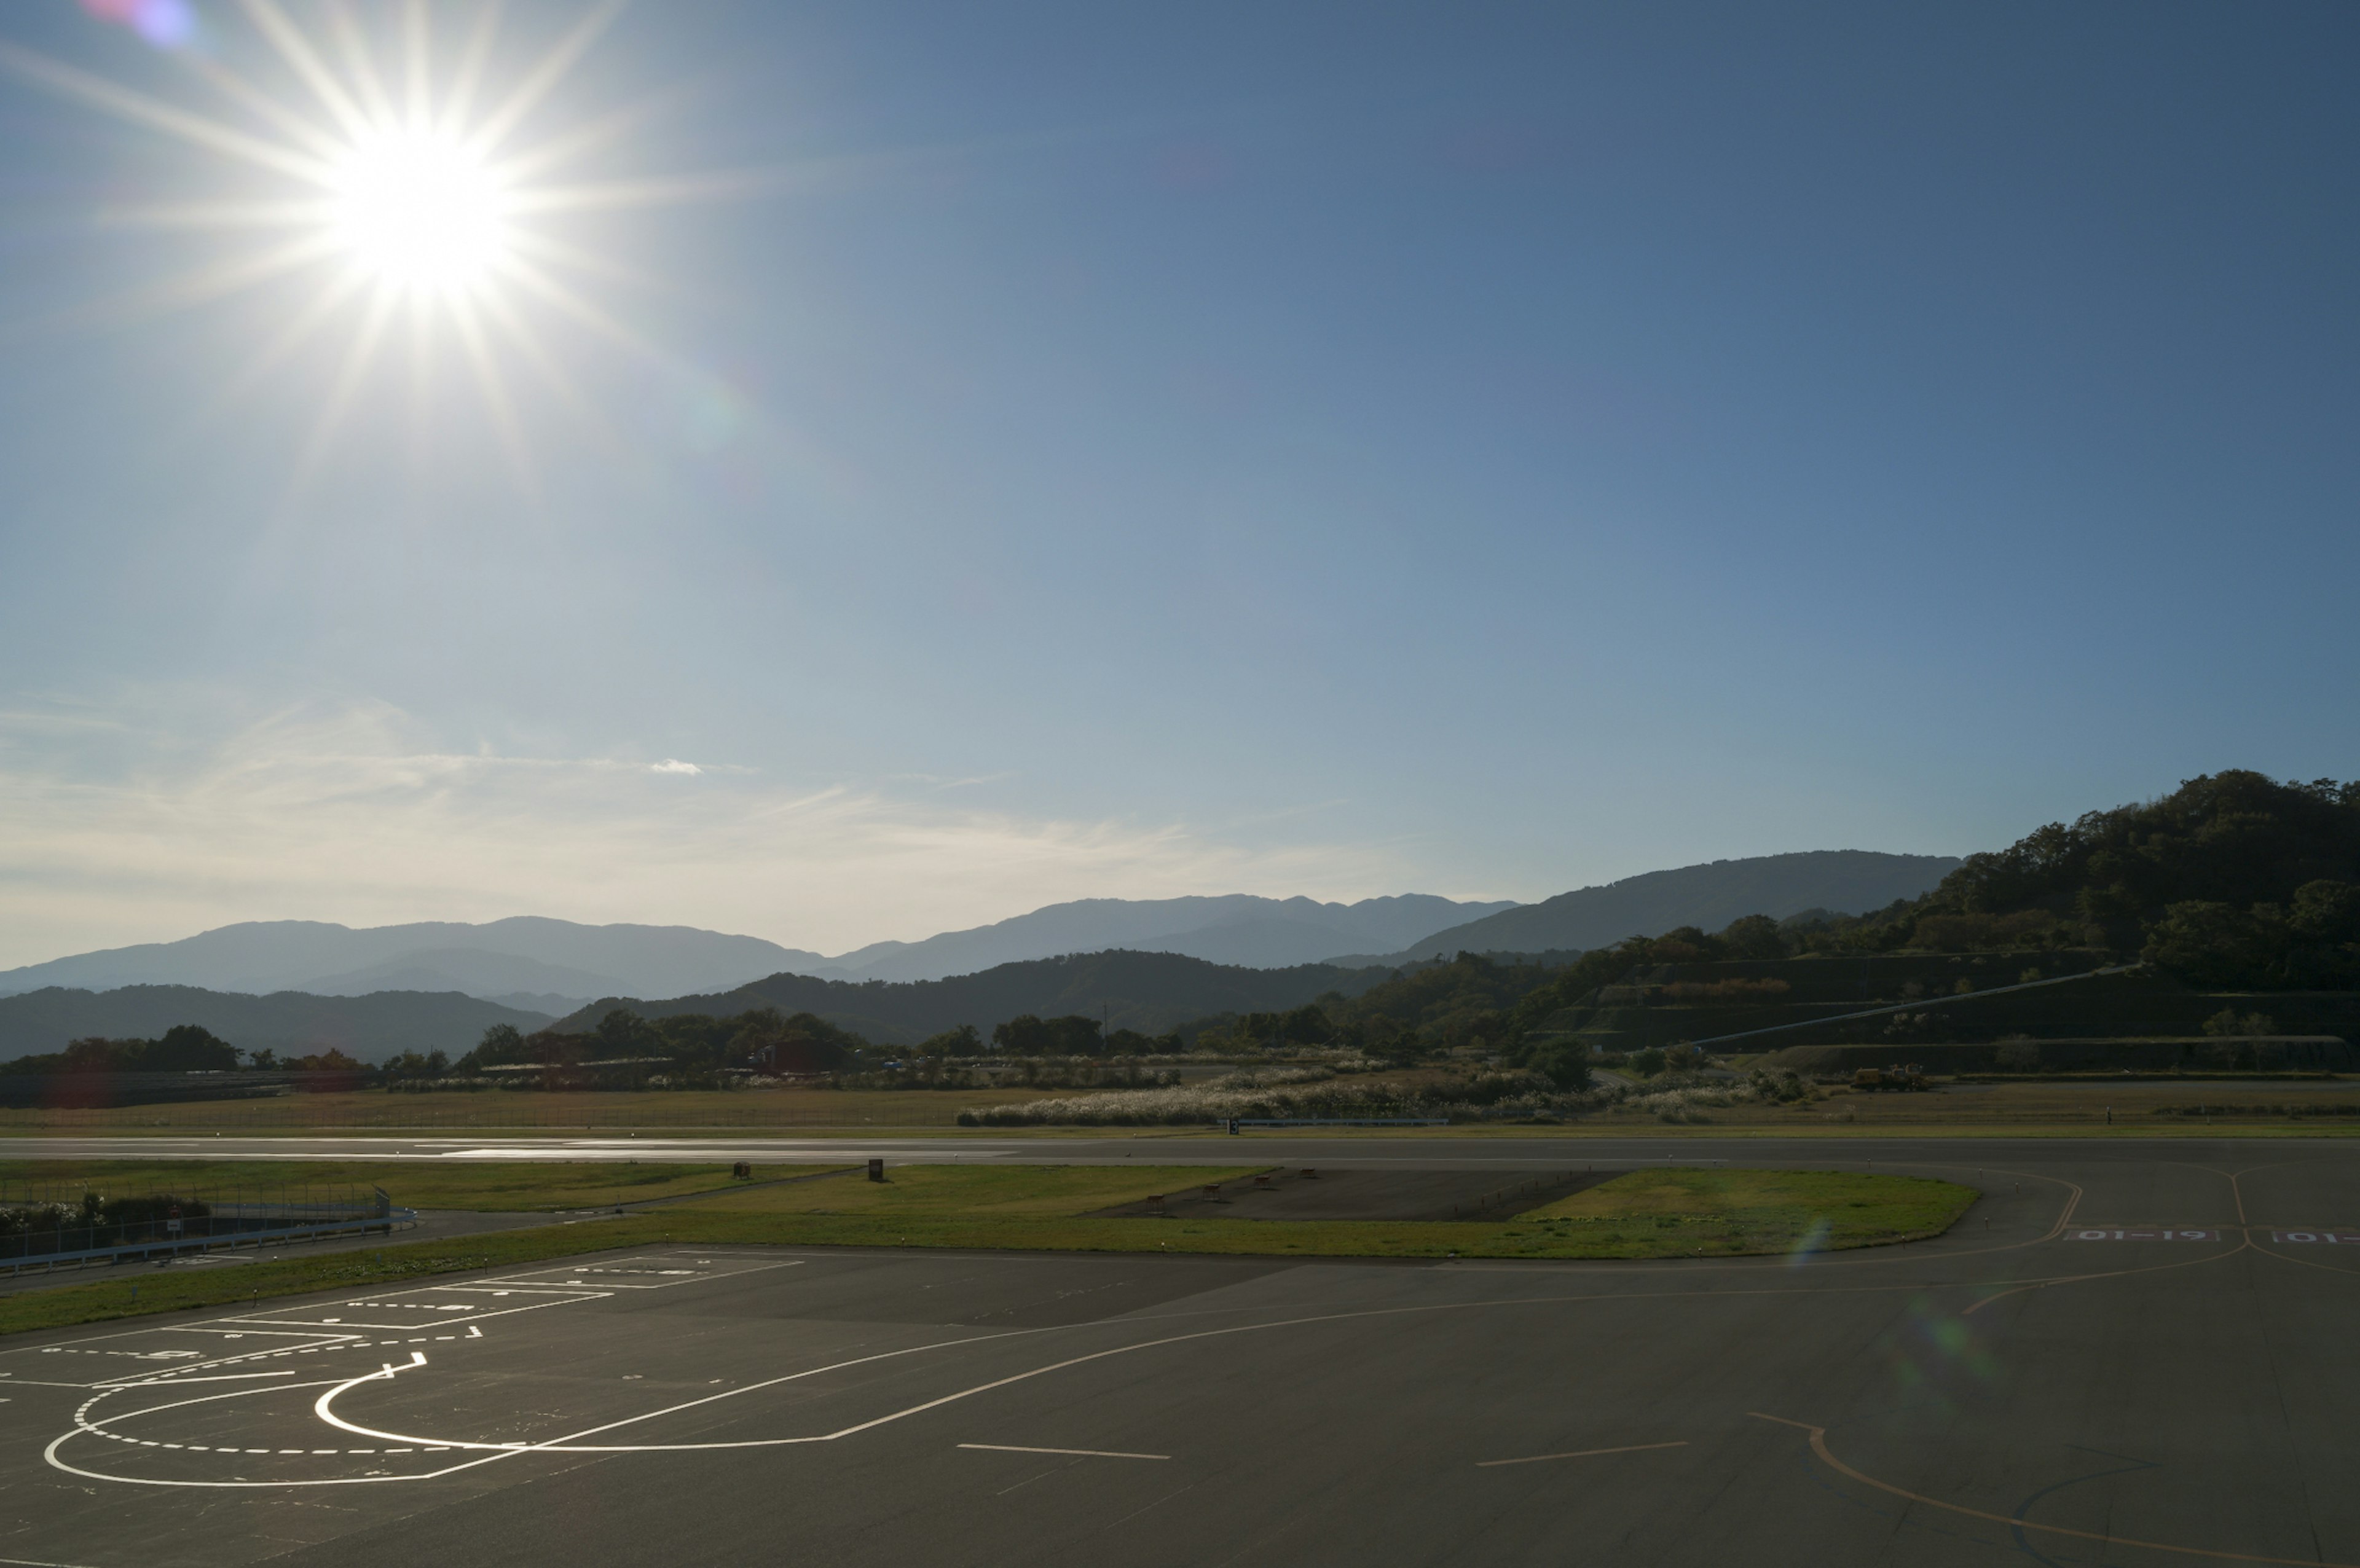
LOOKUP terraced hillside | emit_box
[1527,951,2360,1065]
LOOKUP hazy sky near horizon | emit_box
[1,1,2354,970]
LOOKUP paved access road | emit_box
[4,1137,2360,1566]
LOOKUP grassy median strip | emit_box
[0,1215,698,1338]
[658,1162,1973,1260]
[1515,1167,1975,1255]
[0,1164,1975,1339]
[0,1159,840,1211]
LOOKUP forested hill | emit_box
[553,951,1393,1045]
[0,986,554,1065]
[1836,771,2360,988]
[1380,850,1960,960]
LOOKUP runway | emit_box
[4,1139,2360,1565]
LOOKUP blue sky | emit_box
[0,1,2354,967]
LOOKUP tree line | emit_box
[1778,771,2360,989]
[0,1025,366,1078]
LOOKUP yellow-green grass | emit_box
[0,1160,841,1212]
[0,1217,690,1338]
[670,1161,1265,1221]
[0,1088,1067,1135]
[6,1075,2360,1139]
[0,1164,1972,1338]
[660,1163,1972,1260]
[8,1074,2360,1139]
[1516,1166,1972,1254]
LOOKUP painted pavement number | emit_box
[2269,1231,2360,1244]
[2066,1229,2220,1242]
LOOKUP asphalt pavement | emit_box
[2,1137,2358,1566]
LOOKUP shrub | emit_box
[1913,910,2066,951]
[1659,979,1792,1002]
[1527,1037,1593,1090]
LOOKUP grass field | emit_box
[0,1162,1975,1337]
[650,1162,1973,1261]
[1517,1167,1973,1255]
[0,1159,842,1211]
[0,1088,1056,1134]
[6,1079,2360,1137]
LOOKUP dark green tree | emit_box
[1715,914,1787,961]
[919,1023,985,1057]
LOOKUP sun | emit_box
[330,127,510,293]
[0,1,750,490]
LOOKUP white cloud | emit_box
[0,699,1412,968]
[650,759,702,775]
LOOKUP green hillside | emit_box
[1470,772,2360,1069]
[1801,771,2360,986]
[551,949,1391,1046]
[0,986,556,1066]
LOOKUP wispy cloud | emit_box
[0,699,1409,967]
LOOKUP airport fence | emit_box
[0,1181,412,1276]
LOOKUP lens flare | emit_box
[1786,1215,1831,1266]
[77,0,197,52]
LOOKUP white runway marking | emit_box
[1476,1440,1688,1467]
[471,1253,803,1290]
[225,1286,605,1331]
[36,1250,1818,1493]
[958,1443,1169,1460]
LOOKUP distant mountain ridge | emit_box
[818,894,1517,982]
[0,853,1959,1014]
[0,919,824,1008]
[0,986,553,1065]
[554,950,1393,1045]
[0,896,1512,1003]
[1369,851,1962,961]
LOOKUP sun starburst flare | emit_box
[1,0,747,493]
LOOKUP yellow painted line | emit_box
[1751,1413,2359,1566]
[2043,1176,2088,1241]
[1477,1440,1687,1468]
[1963,1237,2252,1316]
[958,1443,1167,1460]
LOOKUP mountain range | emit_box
[1337,852,1962,963]
[552,950,1395,1046]
[0,895,1513,1006]
[815,893,1516,982]
[0,853,1961,1050]
[0,986,551,1065]
[0,918,822,1012]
